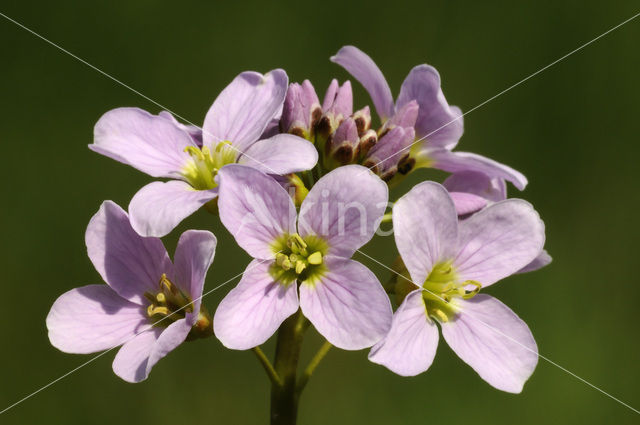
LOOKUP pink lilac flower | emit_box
[90,70,318,237]
[46,201,216,382]
[369,181,545,393]
[331,46,527,189]
[213,164,392,350]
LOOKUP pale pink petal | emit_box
[430,150,528,191]
[299,257,392,350]
[368,290,439,376]
[441,295,538,393]
[202,70,288,151]
[298,165,388,258]
[217,165,296,260]
[449,192,488,216]
[91,107,196,178]
[237,134,318,175]
[47,285,147,354]
[517,250,552,274]
[145,319,192,377]
[331,46,395,121]
[454,200,545,287]
[396,65,463,150]
[213,260,299,350]
[173,230,217,319]
[392,182,458,284]
[128,180,218,237]
[85,201,172,305]
[112,327,161,383]
[443,170,507,202]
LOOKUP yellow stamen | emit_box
[307,251,323,265]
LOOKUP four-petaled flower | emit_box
[369,182,545,393]
[46,201,217,382]
[331,46,527,189]
[90,70,318,237]
[213,164,392,350]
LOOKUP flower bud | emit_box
[352,106,372,137]
[358,129,378,159]
[280,80,322,140]
[316,80,353,139]
[326,117,359,166]
[363,126,415,181]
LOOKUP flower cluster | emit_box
[47,45,549,398]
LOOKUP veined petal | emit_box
[331,46,395,121]
[213,260,299,350]
[443,170,507,203]
[112,327,162,383]
[158,111,203,146]
[86,201,172,305]
[91,107,196,178]
[237,134,318,175]
[454,200,545,287]
[429,150,528,191]
[298,165,388,258]
[129,181,218,238]
[173,230,217,319]
[217,165,296,259]
[368,290,438,376]
[441,295,538,393]
[47,285,147,354]
[397,65,463,150]
[393,182,458,284]
[145,319,192,377]
[299,257,392,350]
[517,250,552,274]
[203,70,288,151]
[449,192,488,216]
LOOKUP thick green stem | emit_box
[270,310,308,425]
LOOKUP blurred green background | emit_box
[1,1,638,424]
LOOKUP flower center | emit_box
[421,261,481,322]
[181,141,237,190]
[144,274,213,338]
[270,233,328,285]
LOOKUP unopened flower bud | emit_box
[316,79,353,139]
[364,126,415,181]
[326,117,359,166]
[280,80,322,140]
[358,129,378,158]
[379,100,419,137]
[352,106,372,137]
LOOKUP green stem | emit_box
[252,346,282,387]
[270,310,308,425]
[296,340,332,393]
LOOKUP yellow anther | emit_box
[295,260,307,275]
[281,258,293,271]
[156,293,166,303]
[276,253,288,266]
[147,305,170,317]
[307,251,323,265]
[433,309,449,323]
[184,146,205,160]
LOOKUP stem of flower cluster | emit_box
[270,309,308,425]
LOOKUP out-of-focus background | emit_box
[1,1,638,424]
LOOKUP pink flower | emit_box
[369,182,545,393]
[46,201,216,382]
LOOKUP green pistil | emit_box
[421,261,482,322]
[181,141,237,190]
[270,233,328,285]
